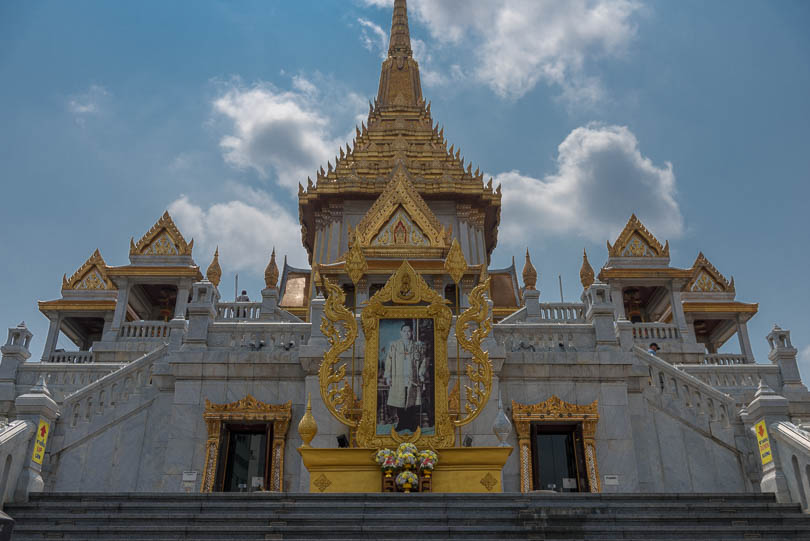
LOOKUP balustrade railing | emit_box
[63,345,166,427]
[207,322,311,352]
[537,303,585,322]
[677,363,782,403]
[495,323,595,353]
[47,351,95,364]
[771,422,810,513]
[632,323,680,342]
[118,321,170,339]
[703,353,748,365]
[216,302,262,321]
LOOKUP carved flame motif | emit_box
[444,238,467,284]
[62,249,114,291]
[130,211,193,257]
[147,233,179,255]
[580,249,595,289]
[77,271,106,290]
[318,277,360,428]
[344,241,368,286]
[692,272,721,292]
[454,278,493,427]
[607,214,668,258]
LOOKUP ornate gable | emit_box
[351,163,449,257]
[686,252,735,293]
[62,249,115,291]
[130,211,193,257]
[607,214,669,258]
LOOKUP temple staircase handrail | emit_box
[770,422,810,513]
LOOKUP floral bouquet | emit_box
[397,442,418,455]
[375,448,397,476]
[395,470,419,492]
[418,449,438,476]
[395,450,417,470]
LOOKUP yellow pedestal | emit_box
[298,447,513,493]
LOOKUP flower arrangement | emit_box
[397,442,418,455]
[396,470,419,492]
[396,451,417,470]
[418,449,438,476]
[375,448,397,477]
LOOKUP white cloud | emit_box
[358,17,388,59]
[168,183,308,274]
[211,76,365,192]
[67,85,109,124]
[361,0,641,103]
[496,124,683,245]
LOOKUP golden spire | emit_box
[298,393,318,448]
[522,249,537,290]
[206,247,222,287]
[580,248,595,289]
[377,0,422,107]
[264,248,279,289]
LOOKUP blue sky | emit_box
[1,0,809,377]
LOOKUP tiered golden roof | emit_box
[298,0,500,264]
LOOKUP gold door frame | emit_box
[201,396,292,492]
[512,396,601,493]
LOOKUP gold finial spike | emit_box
[580,248,595,289]
[264,248,279,289]
[206,246,222,287]
[523,248,538,290]
[387,0,413,58]
[298,393,318,448]
[345,241,368,286]
[444,237,468,284]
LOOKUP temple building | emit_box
[1,1,810,537]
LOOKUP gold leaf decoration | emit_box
[444,237,467,284]
[454,277,493,427]
[62,249,115,291]
[265,248,279,289]
[606,214,668,258]
[344,241,368,286]
[580,248,595,289]
[522,249,537,290]
[206,247,222,287]
[130,211,193,257]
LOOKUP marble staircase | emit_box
[6,492,810,540]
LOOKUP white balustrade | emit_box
[703,353,748,365]
[119,321,170,340]
[632,323,680,342]
[537,303,585,323]
[47,351,95,364]
[495,323,596,353]
[216,302,262,321]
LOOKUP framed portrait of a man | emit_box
[376,318,435,436]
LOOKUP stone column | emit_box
[106,277,131,341]
[13,377,59,503]
[737,316,755,363]
[669,280,690,338]
[741,381,791,502]
[584,282,619,349]
[259,288,279,321]
[174,280,191,319]
[610,284,626,320]
[524,289,540,320]
[39,314,61,362]
[767,326,807,394]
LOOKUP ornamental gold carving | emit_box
[522,249,537,290]
[206,247,222,287]
[344,241,368,286]
[686,252,734,293]
[62,249,115,291]
[200,396,291,493]
[318,277,360,428]
[607,214,668,258]
[444,238,467,285]
[512,396,601,494]
[130,211,194,257]
[580,249,595,289]
[265,248,279,289]
[453,278,493,427]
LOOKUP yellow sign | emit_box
[754,420,772,465]
[31,419,50,465]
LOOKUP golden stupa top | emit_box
[298,0,501,264]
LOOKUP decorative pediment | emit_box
[687,252,734,293]
[130,211,193,257]
[351,164,449,256]
[606,214,669,258]
[62,249,115,291]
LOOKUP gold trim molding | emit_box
[201,396,292,493]
[130,211,194,257]
[686,252,735,293]
[607,214,669,258]
[62,249,115,291]
[512,396,601,494]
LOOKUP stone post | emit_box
[737,315,755,363]
[259,287,279,321]
[766,326,807,395]
[13,377,59,503]
[0,323,33,420]
[173,280,191,320]
[742,381,791,502]
[181,280,218,350]
[105,278,130,341]
[584,282,618,348]
[610,284,626,320]
[669,280,692,341]
[524,289,540,320]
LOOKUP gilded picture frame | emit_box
[356,261,455,448]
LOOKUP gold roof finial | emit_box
[377,0,422,107]
[264,248,279,289]
[523,249,537,290]
[206,247,222,287]
[298,393,318,448]
[580,248,595,289]
[388,0,413,59]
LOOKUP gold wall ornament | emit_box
[453,278,493,427]
[522,249,537,290]
[686,252,734,293]
[318,277,360,428]
[444,238,467,284]
[512,396,600,494]
[62,249,115,291]
[580,249,595,289]
[356,260,455,449]
[206,247,222,287]
[344,241,368,286]
[606,214,668,258]
[298,393,318,447]
[130,210,194,257]
[265,248,279,289]
[201,396,291,493]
